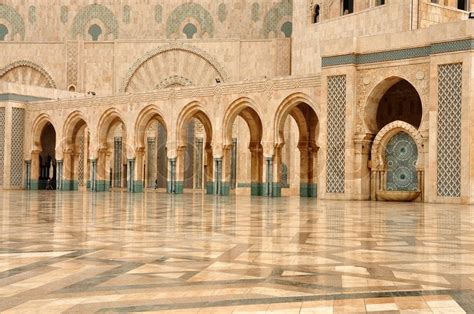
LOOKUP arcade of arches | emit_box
[21,76,430,203]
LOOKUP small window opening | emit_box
[342,0,354,14]
[88,24,102,41]
[313,5,320,23]
[0,24,8,41]
[183,23,197,39]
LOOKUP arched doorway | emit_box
[274,95,319,197]
[222,99,263,196]
[31,120,56,190]
[176,104,213,194]
[96,110,128,192]
[365,78,424,201]
[62,112,89,191]
[135,106,167,193]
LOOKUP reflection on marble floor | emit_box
[0,191,473,313]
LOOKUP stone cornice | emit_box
[322,38,474,68]
[27,75,321,111]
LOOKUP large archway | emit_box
[222,98,263,196]
[176,103,213,194]
[274,94,319,197]
[31,116,56,190]
[134,106,168,193]
[365,78,424,201]
[62,111,89,191]
[96,109,127,192]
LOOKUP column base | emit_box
[220,182,230,196]
[132,181,144,193]
[272,183,282,197]
[300,183,317,198]
[95,180,108,192]
[251,183,264,196]
[30,180,39,190]
[206,182,214,194]
[62,180,78,191]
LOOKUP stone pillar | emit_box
[62,150,73,190]
[205,145,213,194]
[30,150,40,190]
[113,137,122,188]
[95,149,107,192]
[220,146,232,195]
[24,160,31,190]
[90,158,97,191]
[214,157,224,195]
[175,147,185,194]
[195,138,203,189]
[250,144,263,196]
[167,157,176,193]
[272,146,282,197]
[56,160,63,191]
[298,142,317,197]
[353,134,373,200]
[146,137,156,188]
[231,138,237,189]
[127,158,137,192]
[133,150,144,193]
[263,156,274,196]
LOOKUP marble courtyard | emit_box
[0,190,473,313]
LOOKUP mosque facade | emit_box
[0,0,473,204]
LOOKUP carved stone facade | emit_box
[0,0,472,205]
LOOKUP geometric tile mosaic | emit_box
[70,4,119,40]
[10,108,24,187]
[262,0,293,38]
[436,63,462,197]
[326,75,346,193]
[386,131,418,191]
[0,4,25,40]
[166,3,214,38]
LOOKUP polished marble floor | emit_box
[0,191,473,313]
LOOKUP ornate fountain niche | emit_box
[370,121,424,202]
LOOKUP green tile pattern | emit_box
[322,39,474,67]
[0,4,25,40]
[251,3,260,22]
[218,3,227,23]
[166,3,214,38]
[28,6,36,24]
[262,0,293,38]
[70,4,119,40]
[60,6,68,24]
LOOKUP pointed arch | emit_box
[134,105,167,149]
[32,113,54,150]
[222,97,263,147]
[274,92,320,146]
[63,111,88,149]
[176,102,213,147]
[364,76,423,134]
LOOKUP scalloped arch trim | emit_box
[0,60,56,89]
[0,4,25,40]
[120,44,228,93]
[70,4,119,39]
[166,3,214,38]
